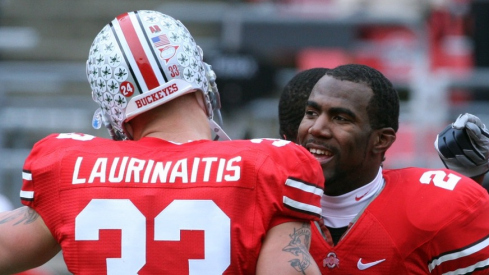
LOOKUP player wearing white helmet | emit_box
[87,10,229,141]
[0,10,324,274]
[293,64,489,274]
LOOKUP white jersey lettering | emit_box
[109,157,128,183]
[72,156,242,184]
[73,157,86,184]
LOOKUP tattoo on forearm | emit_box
[283,223,313,274]
[0,207,39,225]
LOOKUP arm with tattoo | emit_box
[0,206,40,226]
[0,207,60,274]
[283,223,314,274]
[256,221,320,275]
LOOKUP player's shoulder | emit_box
[31,133,108,156]
[379,167,489,232]
[219,139,324,197]
[36,132,105,146]
[384,167,488,202]
[223,138,315,161]
[236,138,323,182]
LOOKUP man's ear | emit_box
[372,128,396,154]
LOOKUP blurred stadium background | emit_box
[0,0,488,273]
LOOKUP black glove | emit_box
[435,113,489,178]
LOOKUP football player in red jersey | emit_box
[293,63,489,273]
[0,10,325,274]
[279,67,489,185]
[279,65,489,274]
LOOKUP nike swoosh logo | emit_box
[357,258,385,270]
[355,191,369,201]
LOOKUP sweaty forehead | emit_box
[310,75,372,108]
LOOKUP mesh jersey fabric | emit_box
[20,133,324,274]
[310,167,489,274]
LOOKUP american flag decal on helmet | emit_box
[152,34,170,48]
[283,178,322,217]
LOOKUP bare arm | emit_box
[0,206,60,274]
[256,221,320,275]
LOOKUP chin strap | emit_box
[203,62,230,141]
[92,108,125,141]
[214,107,225,128]
[209,119,231,141]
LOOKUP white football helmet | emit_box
[87,10,229,140]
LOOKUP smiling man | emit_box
[297,64,489,274]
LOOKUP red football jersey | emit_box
[311,167,489,274]
[20,133,324,274]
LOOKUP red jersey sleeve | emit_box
[384,168,489,274]
[21,133,97,202]
[424,172,489,274]
[20,133,99,237]
[251,138,324,229]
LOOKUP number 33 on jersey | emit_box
[20,134,324,274]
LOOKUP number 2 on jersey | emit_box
[75,199,230,274]
[420,170,461,190]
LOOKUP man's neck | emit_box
[321,167,384,228]
[130,93,212,142]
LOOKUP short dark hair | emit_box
[325,64,400,132]
[278,68,329,141]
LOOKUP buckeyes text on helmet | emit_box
[87,10,216,140]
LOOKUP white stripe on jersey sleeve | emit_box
[428,234,489,272]
[20,190,34,199]
[441,258,489,275]
[283,196,322,216]
[22,171,32,180]
[285,178,323,196]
